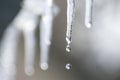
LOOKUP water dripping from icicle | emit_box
[66,44,71,52]
[66,0,75,52]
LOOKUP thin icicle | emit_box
[24,30,36,76]
[40,15,53,70]
[66,0,75,52]
[85,0,93,28]
[0,26,20,80]
[40,0,54,70]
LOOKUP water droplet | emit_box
[66,37,72,52]
[66,45,71,52]
[65,63,72,70]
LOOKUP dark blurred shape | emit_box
[0,0,21,40]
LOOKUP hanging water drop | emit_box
[66,0,75,52]
[65,63,72,70]
[85,0,93,28]
[66,44,71,52]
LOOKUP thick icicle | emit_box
[40,0,55,70]
[85,0,93,28]
[20,11,38,76]
[66,0,75,52]
[13,8,38,75]
[0,26,20,80]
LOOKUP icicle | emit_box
[85,0,93,28]
[66,0,75,52]
[19,10,38,76]
[24,30,36,76]
[40,0,57,70]
[13,8,38,75]
[0,26,20,80]
[40,15,52,70]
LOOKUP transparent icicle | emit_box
[23,30,36,76]
[66,0,75,52]
[0,26,20,80]
[40,0,54,70]
[85,0,93,28]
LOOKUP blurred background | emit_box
[1,0,120,80]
